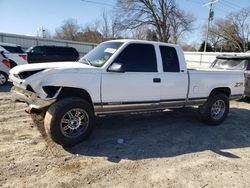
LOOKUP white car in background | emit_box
[0,42,28,66]
[0,51,11,86]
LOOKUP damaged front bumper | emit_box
[11,86,57,109]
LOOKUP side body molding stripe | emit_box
[93,97,208,115]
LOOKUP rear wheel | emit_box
[199,93,229,126]
[44,97,94,147]
[0,71,8,86]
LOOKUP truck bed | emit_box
[188,68,244,99]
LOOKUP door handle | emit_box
[153,78,161,83]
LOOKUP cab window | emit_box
[114,43,157,72]
[160,46,180,72]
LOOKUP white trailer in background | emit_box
[185,52,250,69]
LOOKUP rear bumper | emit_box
[11,86,56,109]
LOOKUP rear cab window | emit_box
[159,46,180,72]
[114,43,157,72]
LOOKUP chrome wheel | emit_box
[0,73,7,85]
[60,108,89,138]
[210,100,225,120]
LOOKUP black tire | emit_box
[0,71,8,86]
[44,97,94,147]
[199,93,229,126]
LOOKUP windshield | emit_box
[212,58,248,70]
[79,42,123,67]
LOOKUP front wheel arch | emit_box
[57,87,94,107]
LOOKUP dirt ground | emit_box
[1,83,250,188]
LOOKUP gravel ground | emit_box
[1,83,250,188]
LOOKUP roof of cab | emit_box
[105,39,179,47]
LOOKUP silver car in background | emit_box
[210,56,250,97]
[0,42,28,66]
[0,51,11,86]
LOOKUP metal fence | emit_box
[0,32,97,57]
[184,52,250,69]
[1,33,250,68]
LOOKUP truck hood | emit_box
[9,61,93,74]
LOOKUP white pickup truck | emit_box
[9,40,244,147]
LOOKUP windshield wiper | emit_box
[81,58,92,66]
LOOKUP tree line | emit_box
[42,0,250,52]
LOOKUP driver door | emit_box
[101,43,161,113]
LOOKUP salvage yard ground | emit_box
[1,83,250,188]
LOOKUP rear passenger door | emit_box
[101,43,161,112]
[159,45,188,105]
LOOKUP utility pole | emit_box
[204,0,218,52]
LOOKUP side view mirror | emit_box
[108,62,125,73]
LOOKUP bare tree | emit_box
[131,25,149,40]
[208,8,250,52]
[170,9,195,44]
[99,11,122,40]
[100,11,110,39]
[115,0,194,43]
[54,18,80,41]
[78,22,103,43]
[207,29,223,51]
[230,8,250,52]
[181,42,198,51]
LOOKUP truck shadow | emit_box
[238,97,250,104]
[67,106,250,162]
[0,82,12,92]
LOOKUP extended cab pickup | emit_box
[9,40,244,147]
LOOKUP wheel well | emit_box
[57,87,93,106]
[209,87,231,97]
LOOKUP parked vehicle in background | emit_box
[9,39,244,147]
[0,51,11,86]
[0,42,28,66]
[210,56,250,97]
[27,45,79,63]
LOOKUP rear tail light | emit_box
[2,59,11,68]
[19,54,27,60]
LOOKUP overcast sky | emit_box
[0,0,249,44]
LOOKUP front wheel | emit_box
[44,97,94,147]
[199,93,229,126]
